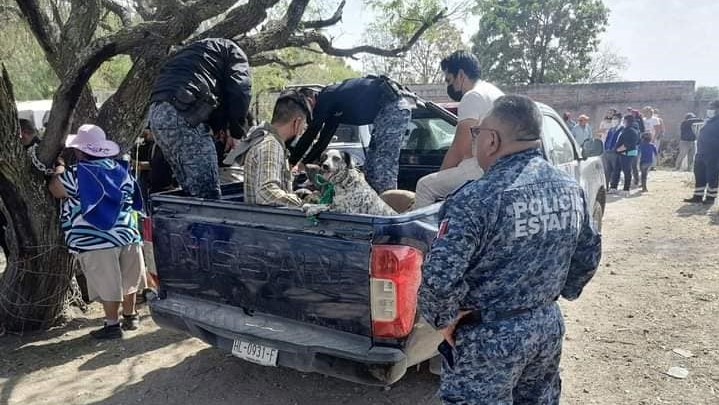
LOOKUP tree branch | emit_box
[49,0,65,28]
[15,0,61,61]
[37,0,239,164]
[60,1,103,65]
[236,0,310,55]
[100,0,132,26]
[191,0,280,42]
[301,0,345,29]
[132,0,154,20]
[250,53,312,69]
[283,9,445,60]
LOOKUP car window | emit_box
[542,117,576,165]
[333,124,360,143]
[402,118,455,151]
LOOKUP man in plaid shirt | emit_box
[243,91,311,207]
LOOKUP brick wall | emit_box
[410,81,699,139]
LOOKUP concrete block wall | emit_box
[410,81,699,139]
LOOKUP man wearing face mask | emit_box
[415,51,504,208]
[684,100,719,205]
[419,95,601,404]
[237,90,312,207]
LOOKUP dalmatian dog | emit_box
[302,150,397,217]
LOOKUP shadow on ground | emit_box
[76,347,441,405]
[0,314,186,405]
[675,203,713,218]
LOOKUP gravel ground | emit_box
[1,170,717,405]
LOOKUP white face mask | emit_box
[707,109,716,119]
[611,119,620,127]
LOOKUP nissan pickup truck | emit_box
[146,100,606,385]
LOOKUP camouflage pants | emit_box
[440,303,564,405]
[364,99,412,193]
[148,102,221,199]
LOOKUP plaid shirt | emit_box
[244,131,302,207]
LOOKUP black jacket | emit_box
[697,116,719,157]
[151,38,251,139]
[289,77,391,165]
[615,126,640,154]
[680,117,704,141]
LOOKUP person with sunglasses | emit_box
[419,95,601,404]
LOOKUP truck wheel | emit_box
[592,200,604,232]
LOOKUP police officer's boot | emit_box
[684,195,703,203]
[703,197,715,206]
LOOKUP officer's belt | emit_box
[459,296,558,326]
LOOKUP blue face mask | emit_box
[707,109,716,119]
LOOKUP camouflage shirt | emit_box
[419,148,602,329]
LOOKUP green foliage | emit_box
[0,19,57,100]
[251,48,359,120]
[362,0,465,84]
[471,0,609,84]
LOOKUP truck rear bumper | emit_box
[149,293,408,385]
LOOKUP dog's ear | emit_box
[341,151,355,169]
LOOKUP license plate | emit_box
[231,340,278,367]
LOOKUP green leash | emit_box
[315,174,335,204]
[307,174,334,226]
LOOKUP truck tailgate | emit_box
[151,197,375,336]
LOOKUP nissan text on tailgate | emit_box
[146,100,606,385]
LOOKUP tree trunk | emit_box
[0,65,73,332]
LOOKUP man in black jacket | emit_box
[610,114,641,196]
[676,113,704,171]
[148,38,251,199]
[685,100,719,205]
[289,76,412,193]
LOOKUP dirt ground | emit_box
[1,170,718,405]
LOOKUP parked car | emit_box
[144,97,606,385]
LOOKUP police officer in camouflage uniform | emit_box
[148,38,251,199]
[419,95,602,404]
[289,76,413,193]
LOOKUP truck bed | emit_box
[148,183,442,383]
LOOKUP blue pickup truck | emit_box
[146,100,606,385]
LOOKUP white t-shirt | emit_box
[644,116,660,136]
[457,81,504,123]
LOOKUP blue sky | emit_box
[326,0,719,87]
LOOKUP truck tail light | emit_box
[370,245,423,338]
[141,217,153,242]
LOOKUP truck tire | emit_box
[592,200,604,232]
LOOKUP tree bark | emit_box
[0,65,73,332]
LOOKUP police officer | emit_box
[419,95,602,404]
[289,76,413,194]
[148,38,252,199]
[684,100,719,205]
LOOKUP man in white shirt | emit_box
[414,51,504,208]
[642,106,661,140]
